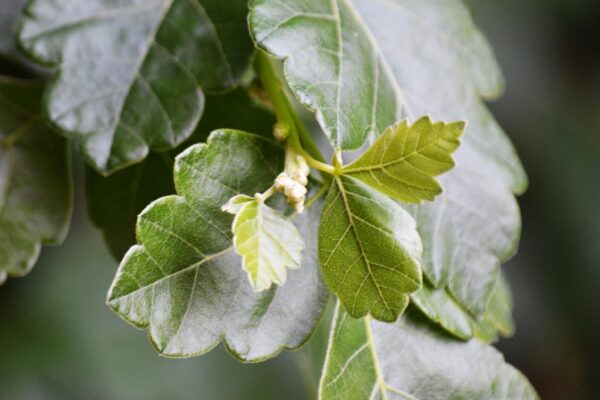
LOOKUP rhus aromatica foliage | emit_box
[0,0,538,398]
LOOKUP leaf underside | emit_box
[19,0,254,173]
[319,303,538,400]
[108,130,328,360]
[0,77,72,283]
[411,272,515,342]
[319,175,422,322]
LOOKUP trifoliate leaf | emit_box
[108,130,329,360]
[251,0,527,320]
[0,77,72,283]
[224,194,304,291]
[19,0,254,174]
[318,175,422,322]
[87,88,276,260]
[318,303,538,400]
[343,117,464,203]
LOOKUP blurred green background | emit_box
[1,0,599,399]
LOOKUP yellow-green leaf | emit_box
[343,117,464,203]
[224,195,304,291]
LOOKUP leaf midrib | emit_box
[335,177,393,316]
[364,317,421,400]
[343,134,450,174]
[110,246,234,301]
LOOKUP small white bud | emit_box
[293,202,305,214]
[274,172,292,192]
[296,155,310,175]
[292,170,308,186]
[286,182,307,201]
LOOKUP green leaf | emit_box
[19,0,254,174]
[411,272,515,342]
[478,272,515,338]
[404,169,521,316]
[0,77,72,283]
[318,303,538,400]
[319,175,422,322]
[343,117,464,203]
[108,130,329,360]
[224,194,304,291]
[86,152,175,260]
[410,282,474,340]
[251,0,527,318]
[87,88,276,260]
[249,0,399,151]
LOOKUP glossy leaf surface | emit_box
[319,175,422,322]
[250,0,399,151]
[319,303,538,400]
[19,0,254,173]
[343,117,464,203]
[108,130,328,360]
[251,0,527,318]
[0,77,72,283]
[87,88,275,260]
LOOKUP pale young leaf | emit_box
[224,194,304,291]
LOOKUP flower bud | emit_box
[273,123,290,142]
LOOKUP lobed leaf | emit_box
[411,272,515,341]
[404,168,521,316]
[251,0,527,320]
[319,302,538,400]
[249,0,399,151]
[87,88,275,260]
[19,0,254,174]
[0,77,72,283]
[343,117,464,203]
[319,175,422,322]
[224,195,304,291]
[108,130,329,360]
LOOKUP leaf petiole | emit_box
[254,51,335,178]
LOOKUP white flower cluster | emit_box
[274,156,310,213]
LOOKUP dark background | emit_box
[1,0,599,399]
